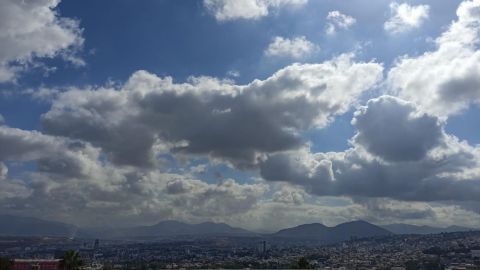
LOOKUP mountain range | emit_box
[0,215,78,238]
[0,215,253,240]
[272,220,392,243]
[0,215,475,243]
[81,220,254,239]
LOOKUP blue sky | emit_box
[1,0,480,231]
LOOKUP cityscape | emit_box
[1,216,480,269]
[1,229,480,269]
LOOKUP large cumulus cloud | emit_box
[351,97,443,162]
[1,112,479,229]
[0,123,268,226]
[261,96,480,202]
[0,126,97,178]
[388,0,480,117]
[41,54,383,168]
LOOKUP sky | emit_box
[0,0,480,232]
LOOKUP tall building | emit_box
[93,239,99,250]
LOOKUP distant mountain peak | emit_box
[292,222,327,228]
[0,215,77,238]
[273,220,391,244]
[154,220,185,226]
[1,215,472,242]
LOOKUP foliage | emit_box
[295,256,311,269]
[405,258,445,270]
[0,257,10,270]
[61,250,83,270]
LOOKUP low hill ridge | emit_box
[273,220,392,243]
[0,214,78,237]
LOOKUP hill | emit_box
[82,220,255,239]
[0,215,78,238]
[272,220,392,243]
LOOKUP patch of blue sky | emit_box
[0,94,49,131]
[159,154,258,185]
[193,162,260,185]
[445,105,480,146]
[4,160,37,181]
[304,112,355,153]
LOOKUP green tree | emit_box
[102,262,113,270]
[422,258,445,270]
[61,250,83,270]
[405,260,419,270]
[297,257,310,269]
[0,257,10,270]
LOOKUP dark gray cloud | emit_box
[42,55,383,168]
[0,126,101,179]
[0,122,269,227]
[439,71,480,103]
[0,54,387,229]
[261,96,480,202]
[352,96,443,162]
[1,117,478,229]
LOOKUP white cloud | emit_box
[351,96,443,162]
[384,2,430,34]
[0,123,269,227]
[264,36,317,58]
[388,0,480,117]
[226,70,240,78]
[0,54,383,227]
[0,161,31,201]
[260,96,480,203]
[1,112,480,230]
[203,0,307,21]
[41,54,382,168]
[272,185,306,205]
[0,0,84,82]
[0,50,388,227]
[325,10,356,35]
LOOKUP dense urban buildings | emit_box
[1,231,480,269]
